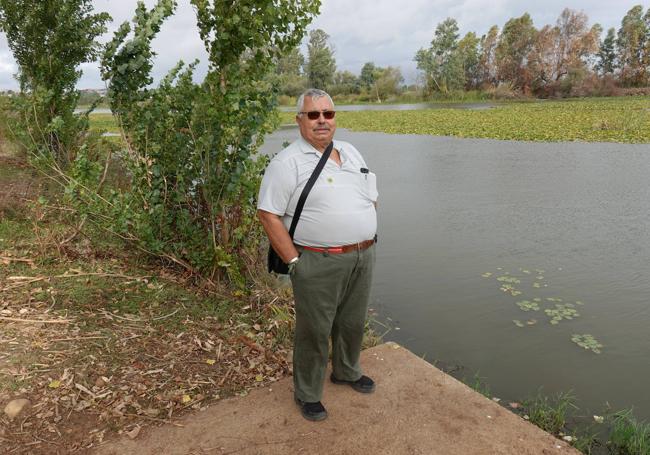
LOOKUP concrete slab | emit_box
[96,343,580,455]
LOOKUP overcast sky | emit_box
[0,0,644,90]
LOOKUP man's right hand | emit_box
[257,210,299,264]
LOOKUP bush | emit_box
[72,0,321,286]
[485,83,525,100]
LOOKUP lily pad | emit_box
[571,334,603,354]
[497,276,521,284]
[516,300,540,312]
[545,304,580,324]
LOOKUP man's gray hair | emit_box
[296,88,335,113]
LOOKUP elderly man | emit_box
[257,88,378,421]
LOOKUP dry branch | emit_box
[0,316,72,324]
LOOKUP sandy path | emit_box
[96,343,580,455]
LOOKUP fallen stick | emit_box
[0,316,72,324]
[50,336,108,342]
[0,256,34,263]
[4,271,150,289]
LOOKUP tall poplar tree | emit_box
[306,28,336,89]
[617,5,649,86]
[496,13,537,92]
[478,25,499,88]
[415,18,464,93]
[597,27,618,75]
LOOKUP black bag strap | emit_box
[288,141,334,239]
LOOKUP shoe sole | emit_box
[330,376,375,393]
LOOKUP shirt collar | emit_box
[298,137,346,163]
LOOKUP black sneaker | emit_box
[330,373,376,393]
[294,397,328,421]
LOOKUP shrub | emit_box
[66,0,321,286]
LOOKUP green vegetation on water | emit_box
[92,97,649,144]
[279,96,650,143]
[88,112,120,134]
[481,266,605,355]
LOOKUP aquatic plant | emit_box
[327,97,650,143]
[608,409,650,454]
[516,300,540,311]
[524,390,577,435]
[571,334,603,354]
[545,304,580,324]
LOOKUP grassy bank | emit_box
[88,113,120,134]
[278,96,650,143]
[463,375,650,454]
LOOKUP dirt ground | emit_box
[95,343,580,455]
[0,148,297,453]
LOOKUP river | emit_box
[261,126,650,421]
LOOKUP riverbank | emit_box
[0,147,303,452]
[95,343,580,455]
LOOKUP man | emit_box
[257,88,378,421]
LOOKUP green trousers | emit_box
[290,244,375,403]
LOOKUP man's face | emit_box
[296,96,336,150]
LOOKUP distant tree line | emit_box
[416,6,650,98]
[277,5,650,101]
[274,28,405,102]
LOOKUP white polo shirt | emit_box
[258,137,378,247]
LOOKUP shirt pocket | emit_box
[359,171,378,202]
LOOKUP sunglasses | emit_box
[300,110,336,120]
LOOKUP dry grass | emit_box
[0,145,297,453]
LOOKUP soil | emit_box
[95,343,580,455]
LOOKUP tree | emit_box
[360,62,377,90]
[496,13,537,92]
[527,24,558,92]
[97,0,321,283]
[328,70,360,96]
[597,27,618,75]
[306,28,336,89]
[0,0,110,165]
[373,66,404,101]
[478,25,499,88]
[275,46,307,97]
[415,18,464,94]
[527,9,600,94]
[457,32,480,89]
[617,5,649,86]
[552,9,600,81]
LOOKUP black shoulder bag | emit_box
[267,142,334,274]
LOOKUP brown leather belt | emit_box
[298,238,376,254]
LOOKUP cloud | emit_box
[0,0,644,90]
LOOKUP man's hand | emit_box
[257,210,300,264]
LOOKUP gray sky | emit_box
[0,0,644,90]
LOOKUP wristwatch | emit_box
[287,256,300,274]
